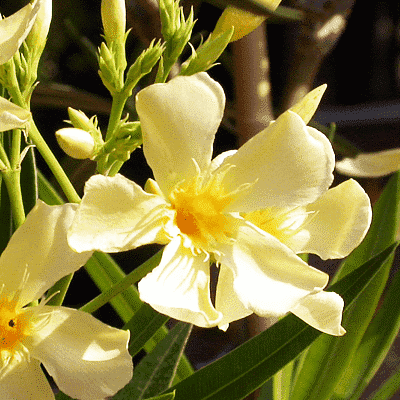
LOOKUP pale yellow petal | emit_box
[139,237,223,327]
[216,221,329,318]
[28,306,132,399]
[0,0,40,64]
[220,111,335,212]
[0,359,54,400]
[290,291,346,336]
[0,97,31,131]
[215,264,252,331]
[136,72,225,196]
[292,179,372,259]
[336,148,400,177]
[0,200,92,306]
[289,84,327,125]
[68,174,173,253]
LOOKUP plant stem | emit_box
[105,91,128,142]
[28,120,81,203]
[2,169,25,228]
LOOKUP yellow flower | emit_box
[68,73,372,336]
[0,201,132,399]
[0,0,40,65]
[336,149,400,177]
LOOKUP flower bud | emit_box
[101,0,126,43]
[213,0,282,42]
[25,0,52,53]
[0,97,31,131]
[56,127,95,159]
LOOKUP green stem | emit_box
[10,129,22,170]
[28,120,81,203]
[105,91,128,142]
[80,250,162,314]
[0,144,10,169]
[2,169,25,228]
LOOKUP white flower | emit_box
[0,0,40,65]
[0,200,132,399]
[336,148,400,177]
[68,73,372,336]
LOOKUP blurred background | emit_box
[4,0,400,398]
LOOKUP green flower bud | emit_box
[56,127,95,159]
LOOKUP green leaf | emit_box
[290,171,400,400]
[145,392,176,400]
[114,322,192,400]
[334,266,400,399]
[125,302,169,357]
[160,243,397,400]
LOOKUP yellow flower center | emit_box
[0,298,28,351]
[169,170,235,249]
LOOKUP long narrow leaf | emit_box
[161,243,397,400]
[125,302,169,357]
[114,322,192,400]
[336,267,400,399]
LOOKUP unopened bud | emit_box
[26,0,52,53]
[213,0,282,42]
[101,0,126,43]
[56,127,95,159]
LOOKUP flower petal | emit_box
[0,97,31,131]
[138,237,223,327]
[68,174,173,253]
[220,111,335,212]
[0,0,40,65]
[216,221,329,318]
[27,306,132,400]
[290,291,346,336]
[336,148,400,177]
[0,200,92,306]
[136,72,225,196]
[0,359,54,400]
[291,179,372,259]
[215,264,252,331]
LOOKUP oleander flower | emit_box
[0,200,132,399]
[336,148,400,177]
[68,72,371,336]
[0,0,40,65]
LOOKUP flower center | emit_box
[0,299,27,351]
[169,171,234,249]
